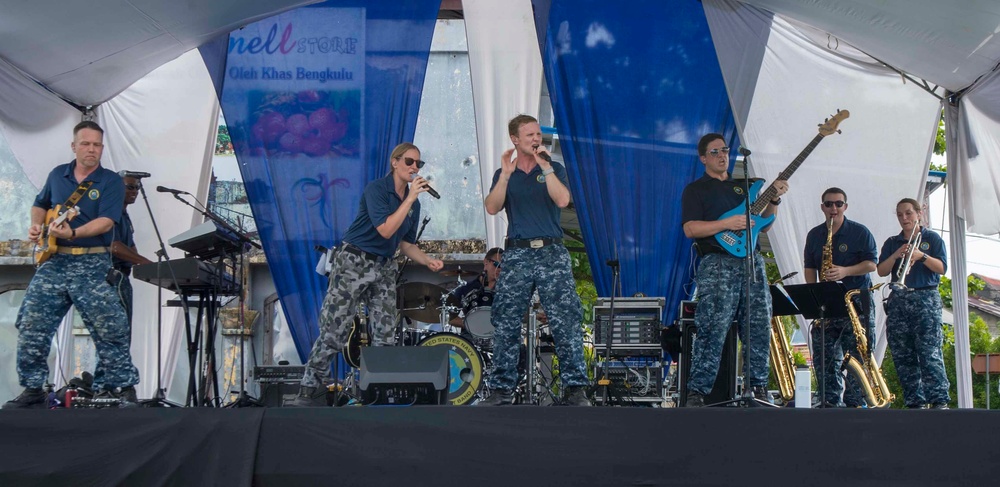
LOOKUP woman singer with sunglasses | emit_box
[291,142,444,407]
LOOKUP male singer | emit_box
[479,114,590,406]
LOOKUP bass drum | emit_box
[417,332,485,406]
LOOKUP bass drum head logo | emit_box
[417,333,483,405]
[87,189,100,200]
[733,186,744,195]
[838,243,848,252]
[919,241,930,251]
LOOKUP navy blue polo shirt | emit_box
[113,210,136,269]
[803,217,877,291]
[342,173,419,258]
[450,276,485,304]
[879,227,948,289]
[490,160,567,239]
[33,161,124,247]
[681,173,765,252]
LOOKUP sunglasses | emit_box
[707,147,731,156]
[823,201,846,208]
[125,184,142,191]
[402,157,426,169]
[489,259,501,268]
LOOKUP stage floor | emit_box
[0,406,996,486]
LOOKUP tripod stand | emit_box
[136,182,184,408]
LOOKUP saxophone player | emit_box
[803,188,878,407]
[876,198,950,409]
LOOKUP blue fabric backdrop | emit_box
[209,0,440,359]
[538,0,740,310]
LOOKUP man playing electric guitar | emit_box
[3,121,140,409]
[680,133,789,407]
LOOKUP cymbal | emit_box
[397,282,455,323]
[440,269,481,278]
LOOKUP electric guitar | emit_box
[344,312,368,368]
[34,204,81,266]
[714,109,849,257]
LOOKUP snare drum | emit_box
[417,332,484,405]
[462,289,495,340]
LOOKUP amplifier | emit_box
[253,365,306,383]
[593,297,664,347]
[593,360,664,403]
[591,344,661,358]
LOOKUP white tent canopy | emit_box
[0,0,316,107]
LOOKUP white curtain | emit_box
[705,0,942,362]
[0,57,81,187]
[97,50,220,401]
[464,0,544,248]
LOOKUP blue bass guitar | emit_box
[715,109,849,257]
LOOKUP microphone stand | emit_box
[596,249,622,406]
[136,182,183,407]
[710,148,776,408]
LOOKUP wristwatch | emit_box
[542,167,555,176]
[770,198,781,205]
[70,228,76,240]
[919,253,929,263]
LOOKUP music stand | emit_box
[769,281,849,408]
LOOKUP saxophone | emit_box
[769,316,797,402]
[841,283,894,408]
[820,217,834,281]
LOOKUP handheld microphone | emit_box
[738,146,752,157]
[156,185,189,195]
[119,170,151,179]
[532,145,553,163]
[411,174,441,199]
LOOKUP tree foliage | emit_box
[938,275,986,309]
[570,250,598,325]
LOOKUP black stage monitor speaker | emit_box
[678,319,737,406]
[359,346,450,405]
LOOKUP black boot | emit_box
[477,389,514,406]
[287,386,327,407]
[685,392,705,408]
[563,386,592,407]
[118,386,140,409]
[2,387,47,409]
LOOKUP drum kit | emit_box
[392,269,554,406]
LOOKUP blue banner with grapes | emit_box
[219,1,439,359]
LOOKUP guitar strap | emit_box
[60,181,94,210]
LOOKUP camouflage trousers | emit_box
[488,243,588,391]
[811,293,875,407]
[15,253,139,390]
[94,273,134,386]
[886,288,950,407]
[301,248,398,388]
[688,253,772,395]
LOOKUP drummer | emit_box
[449,247,504,327]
